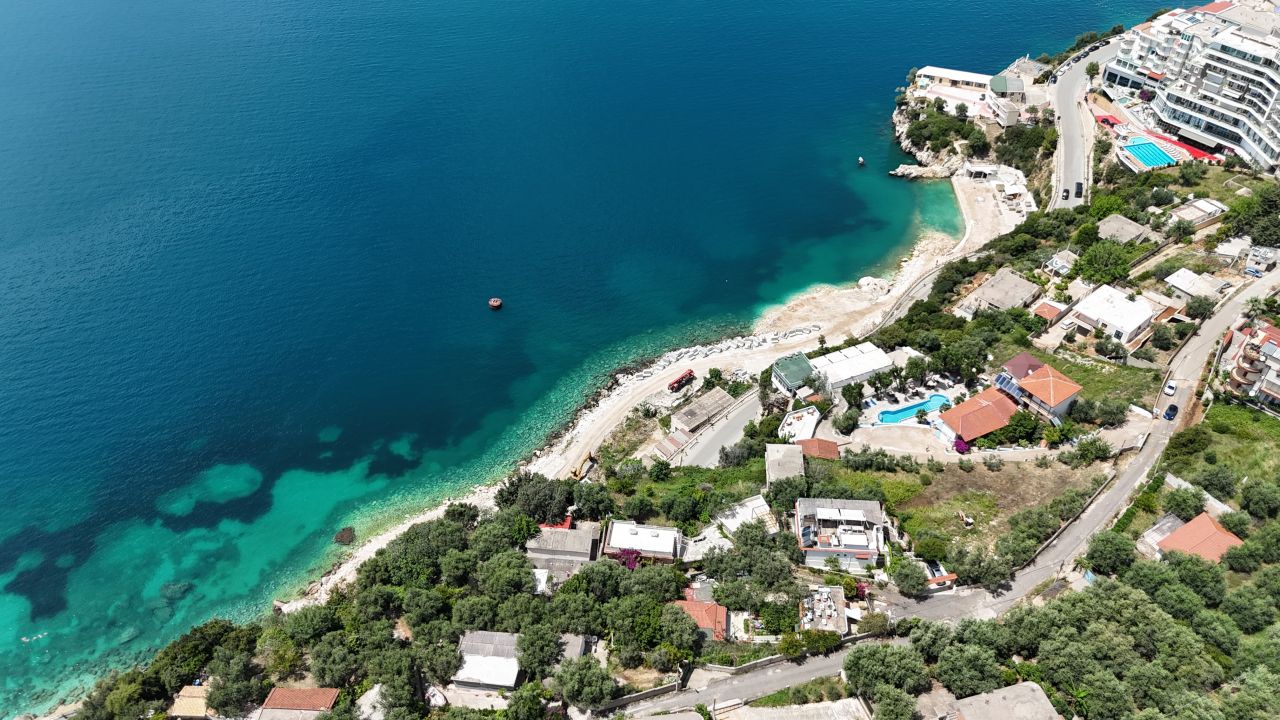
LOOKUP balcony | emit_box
[1243,344,1263,362]
[1232,365,1262,387]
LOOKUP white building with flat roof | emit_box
[603,520,682,561]
[765,443,805,486]
[453,631,522,691]
[808,342,893,390]
[778,405,821,441]
[1070,284,1157,345]
[1165,267,1226,301]
[915,66,993,90]
[1104,4,1280,169]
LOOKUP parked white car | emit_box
[1164,381,1177,396]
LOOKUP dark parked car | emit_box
[1074,182,1084,198]
[1062,189,1070,200]
[1164,404,1180,421]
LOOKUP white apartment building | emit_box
[1104,3,1280,169]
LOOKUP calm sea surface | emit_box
[0,0,1154,713]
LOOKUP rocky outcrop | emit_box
[334,526,356,545]
[890,157,963,178]
[890,105,963,179]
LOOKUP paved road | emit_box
[679,396,762,468]
[1051,40,1118,209]
[628,268,1280,716]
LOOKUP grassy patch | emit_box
[897,461,1101,549]
[698,641,778,668]
[749,676,848,707]
[1032,348,1161,406]
[1179,166,1271,203]
[1175,404,1280,483]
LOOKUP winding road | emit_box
[1051,39,1119,209]
[627,266,1280,716]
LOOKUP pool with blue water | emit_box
[878,393,949,423]
[1125,138,1177,169]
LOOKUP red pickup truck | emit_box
[668,369,695,392]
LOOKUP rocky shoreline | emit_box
[888,105,964,179]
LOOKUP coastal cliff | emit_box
[889,105,964,178]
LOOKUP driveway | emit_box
[1051,40,1119,209]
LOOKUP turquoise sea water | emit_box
[878,394,951,424]
[0,0,1155,714]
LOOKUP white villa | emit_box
[1069,284,1158,346]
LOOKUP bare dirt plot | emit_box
[897,461,1106,546]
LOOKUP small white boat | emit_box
[858,156,866,166]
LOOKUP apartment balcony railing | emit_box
[1233,365,1262,386]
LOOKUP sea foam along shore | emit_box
[272,172,1009,617]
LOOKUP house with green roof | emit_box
[989,74,1025,102]
[771,352,815,396]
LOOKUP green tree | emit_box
[517,624,565,679]
[1194,466,1237,499]
[834,408,861,434]
[1220,666,1280,720]
[1085,531,1136,576]
[554,657,617,710]
[505,682,547,720]
[892,561,929,597]
[496,472,574,523]
[1165,551,1227,606]
[871,685,918,720]
[1219,511,1252,538]
[206,647,267,716]
[573,482,615,520]
[1076,240,1131,284]
[1085,61,1100,79]
[1151,323,1175,350]
[1191,609,1241,654]
[495,593,547,632]
[1243,480,1280,518]
[908,620,954,662]
[1153,583,1204,621]
[309,632,359,687]
[476,550,536,598]
[842,644,930,697]
[1222,585,1276,633]
[1169,218,1196,241]
[256,626,303,680]
[935,644,1003,698]
[649,459,673,483]
[778,632,807,659]
[1163,487,1205,522]
[419,641,462,685]
[622,494,656,521]
[1186,295,1215,320]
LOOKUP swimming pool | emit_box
[1125,138,1177,169]
[878,393,949,423]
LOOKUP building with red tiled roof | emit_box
[1017,365,1082,419]
[1032,300,1067,323]
[796,438,839,460]
[260,688,340,720]
[939,387,1018,442]
[1158,512,1242,562]
[1003,352,1045,380]
[674,598,729,640]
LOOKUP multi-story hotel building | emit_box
[1104,3,1280,170]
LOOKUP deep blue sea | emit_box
[0,0,1156,714]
